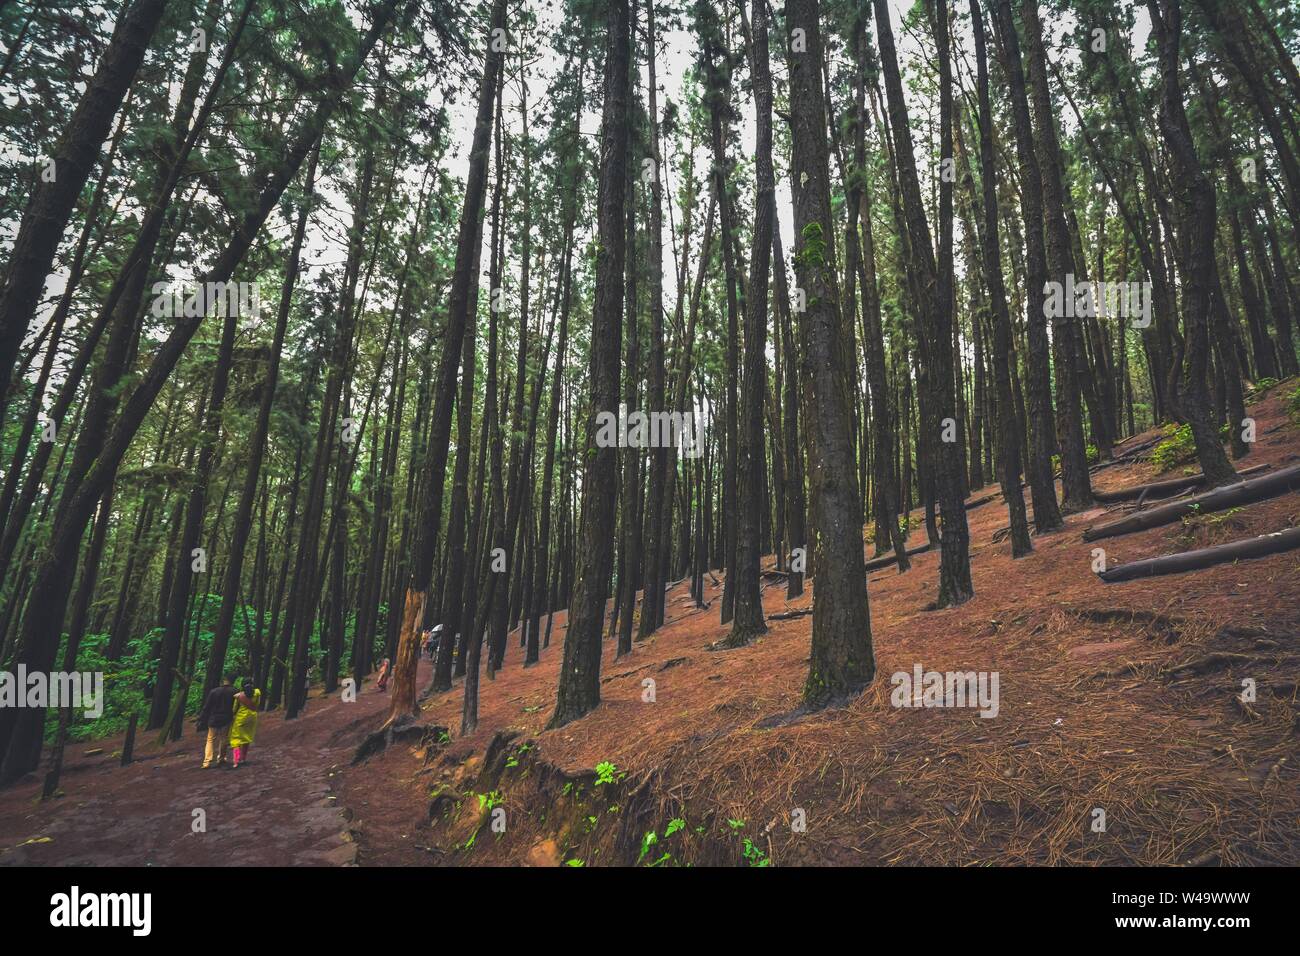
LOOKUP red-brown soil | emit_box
[3,385,1298,866]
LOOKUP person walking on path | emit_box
[197,674,237,768]
[229,680,262,768]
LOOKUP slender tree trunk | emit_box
[386,0,508,726]
[970,0,1031,556]
[789,0,874,708]
[720,0,773,647]
[549,0,630,729]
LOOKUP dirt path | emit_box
[0,662,428,866]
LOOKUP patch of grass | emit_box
[1178,505,1247,548]
[1151,423,1196,472]
[1251,376,1280,398]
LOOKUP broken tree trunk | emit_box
[1093,463,1269,503]
[1098,527,1300,582]
[1082,464,1300,542]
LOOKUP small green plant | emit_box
[727,818,745,832]
[742,838,771,867]
[665,818,685,838]
[594,761,623,785]
[476,791,502,813]
[638,830,659,864]
[564,857,585,867]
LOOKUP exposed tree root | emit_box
[354,715,448,765]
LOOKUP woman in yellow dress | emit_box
[229,680,261,768]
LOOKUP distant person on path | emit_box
[196,674,237,769]
[375,657,391,692]
[423,624,441,660]
[229,680,262,769]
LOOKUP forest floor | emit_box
[0,660,427,865]
[2,385,1298,866]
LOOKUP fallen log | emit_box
[769,607,813,621]
[1097,526,1300,582]
[1093,463,1268,503]
[864,541,932,572]
[1117,433,1163,456]
[1089,438,1160,472]
[1112,430,1149,448]
[1082,464,1300,542]
[964,493,998,511]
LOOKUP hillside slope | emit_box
[342,385,1300,867]
[2,386,1296,867]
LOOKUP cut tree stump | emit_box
[1092,463,1268,503]
[1097,527,1300,582]
[1082,464,1300,542]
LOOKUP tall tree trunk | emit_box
[876,0,972,606]
[991,0,1063,534]
[789,0,874,708]
[385,0,508,726]
[1020,0,1092,511]
[0,0,168,421]
[1146,0,1236,485]
[549,0,630,730]
[720,0,773,648]
[639,0,670,642]
[970,0,1031,556]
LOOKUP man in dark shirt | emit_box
[197,674,237,768]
